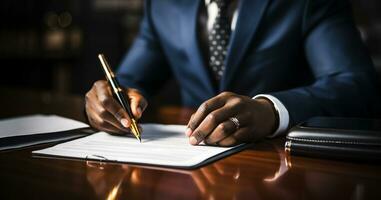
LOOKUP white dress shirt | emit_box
[205,0,290,137]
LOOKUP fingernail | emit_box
[121,118,130,128]
[190,136,198,145]
[185,128,193,136]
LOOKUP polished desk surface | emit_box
[1,107,381,200]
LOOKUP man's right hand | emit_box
[85,80,148,134]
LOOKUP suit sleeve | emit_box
[116,0,171,99]
[270,0,381,125]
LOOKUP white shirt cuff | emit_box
[253,94,290,138]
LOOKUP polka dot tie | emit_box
[208,0,231,81]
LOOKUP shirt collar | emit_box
[205,0,212,6]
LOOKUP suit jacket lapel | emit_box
[221,0,271,91]
[181,0,215,95]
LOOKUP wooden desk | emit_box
[1,107,381,200]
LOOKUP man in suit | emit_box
[85,0,380,146]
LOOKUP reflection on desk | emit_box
[81,140,381,200]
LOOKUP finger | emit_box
[94,81,131,128]
[87,106,119,133]
[185,114,195,136]
[189,106,237,145]
[87,107,126,134]
[186,95,227,135]
[86,90,129,133]
[218,127,251,147]
[217,135,238,147]
[127,89,148,119]
[204,111,251,144]
[204,119,236,145]
[85,89,98,123]
[234,127,256,142]
[90,97,131,133]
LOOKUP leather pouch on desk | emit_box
[285,117,381,162]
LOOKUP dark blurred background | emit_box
[0,0,380,121]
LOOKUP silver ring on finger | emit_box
[229,117,240,131]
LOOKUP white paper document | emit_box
[0,115,90,150]
[0,115,88,138]
[33,124,244,168]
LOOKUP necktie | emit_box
[208,0,231,81]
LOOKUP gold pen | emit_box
[98,54,142,142]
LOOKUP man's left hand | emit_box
[185,92,278,146]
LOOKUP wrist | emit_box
[255,98,279,137]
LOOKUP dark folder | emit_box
[286,117,381,162]
[0,128,94,151]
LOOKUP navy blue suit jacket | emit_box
[117,0,380,125]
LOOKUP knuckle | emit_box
[200,102,209,113]
[230,97,243,105]
[207,113,219,125]
[220,91,232,97]
[93,81,100,88]
[94,80,105,88]
[207,113,215,122]
[218,123,226,132]
[189,121,197,130]
[85,92,91,101]
[218,123,229,136]
[98,119,107,127]
[99,96,112,107]
[220,91,228,96]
